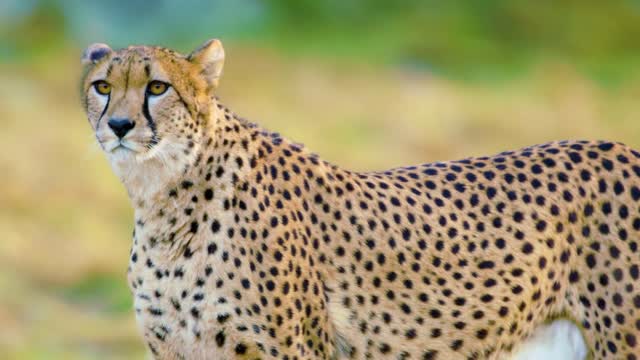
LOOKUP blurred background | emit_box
[2,0,640,358]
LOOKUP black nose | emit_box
[108,118,135,138]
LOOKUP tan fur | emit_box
[81,40,640,360]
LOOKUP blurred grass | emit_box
[2,1,640,359]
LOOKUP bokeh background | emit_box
[2,0,640,358]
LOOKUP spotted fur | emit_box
[81,40,640,359]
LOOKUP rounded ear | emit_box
[82,43,112,66]
[188,39,225,88]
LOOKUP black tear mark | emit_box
[96,91,111,131]
[143,93,159,147]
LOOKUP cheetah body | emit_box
[81,40,640,360]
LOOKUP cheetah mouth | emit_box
[102,139,143,154]
[107,142,135,153]
[112,144,133,153]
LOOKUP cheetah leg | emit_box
[507,319,588,360]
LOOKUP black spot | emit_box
[480,294,493,302]
[598,142,614,151]
[626,333,637,347]
[189,221,198,233]
[235,343,248,354]
[204,188,214,200]
[478,261,495,269]
[211,219,221,233]
[568,152,582,163]
[423,350,438,360]
[241,278,251,289]
[450,339,464,351]
[569,271,580,283]
[190,307,200,319]
[207,242,218,254]
[215,330,226,347]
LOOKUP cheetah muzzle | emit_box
[81,39,639,360]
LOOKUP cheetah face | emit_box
[80,39,224,187]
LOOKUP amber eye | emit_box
[147,81,169,96]
[93,80,111,95]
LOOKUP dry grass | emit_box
[1,45,639,359]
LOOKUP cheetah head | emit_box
[80,39,224,197]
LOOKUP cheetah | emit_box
[80,39,640,359]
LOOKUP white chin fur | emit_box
[507,319,588,360]
[106,138,194,200]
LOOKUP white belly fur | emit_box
[508,319,588,360]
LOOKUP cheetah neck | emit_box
[128,103,266,259]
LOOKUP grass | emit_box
[1,44,640,359]
[60,274,132,315]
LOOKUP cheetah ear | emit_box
[82,43,112,66]
[188,39,225,89]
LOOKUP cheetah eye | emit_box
[93,80,111,95]
[147,80,169,96]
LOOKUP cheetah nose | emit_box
[108,118,135,139]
